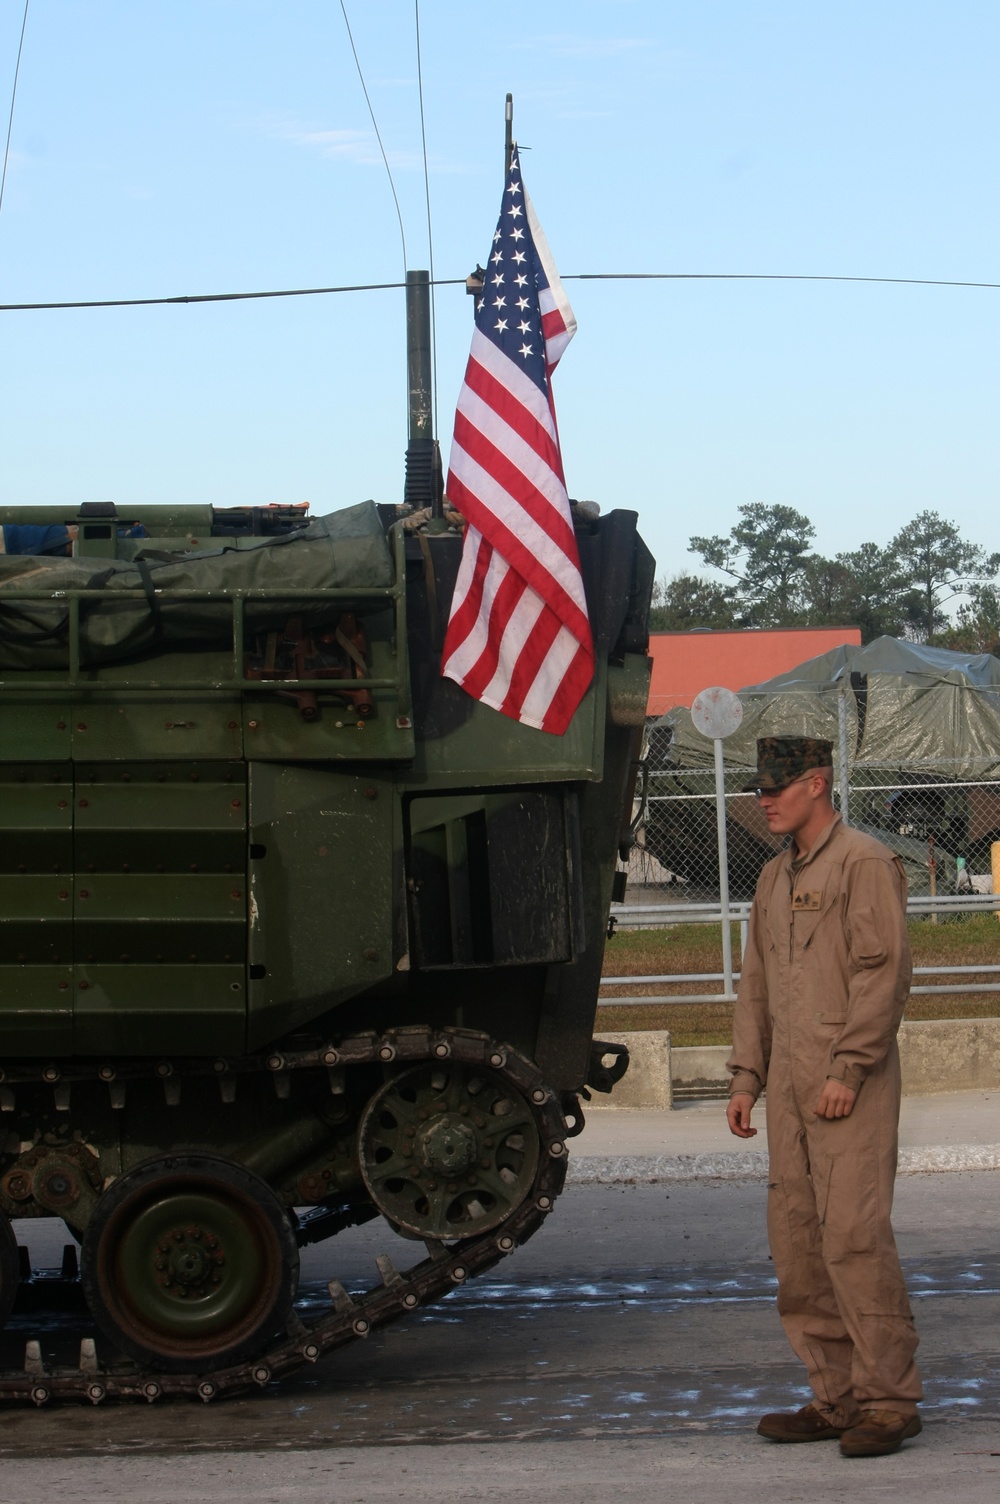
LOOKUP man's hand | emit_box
[814,1079,857,1119]
[726,1092,757,1138]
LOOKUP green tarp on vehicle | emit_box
[0,502,393,669]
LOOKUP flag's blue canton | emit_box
[475,153,549,398]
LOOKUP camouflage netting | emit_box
[0,501,393,669]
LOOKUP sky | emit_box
[1,0,999,598]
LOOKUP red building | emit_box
[647,626,862,717]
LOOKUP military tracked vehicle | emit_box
[0,477,653,1402]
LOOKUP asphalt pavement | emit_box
[1,1088,997,1502]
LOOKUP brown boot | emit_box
[839,1409,922,1457]
[757,1402,847,1442]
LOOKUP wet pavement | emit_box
[1,1174,997,1455]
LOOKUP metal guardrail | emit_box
[601,892,1000,1006]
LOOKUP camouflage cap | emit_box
[743,736,833,793]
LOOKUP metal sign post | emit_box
[690,686,744,1000]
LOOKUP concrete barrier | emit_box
[588,1018,1000,1108]
[589,1030,672,1110]
[898,1017,1000,1093]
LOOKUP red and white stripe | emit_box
[525,186,577,370]
[441,250,592,735]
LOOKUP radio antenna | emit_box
[505,93,514,176]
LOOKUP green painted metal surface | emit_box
[246,762,395,1048]
[0,501,652,1075]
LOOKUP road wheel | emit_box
[81,1154,298,1373]
[359,1062,540,1239]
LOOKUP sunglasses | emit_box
[752,772,822,800]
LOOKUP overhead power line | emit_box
[0,0,30,223]
[338,0,407,275]
[4,270,1000,314]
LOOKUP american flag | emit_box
[440,150,594,735]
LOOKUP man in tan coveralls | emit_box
[726,736,922,1458]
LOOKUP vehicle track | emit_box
[0,1027,568,1406]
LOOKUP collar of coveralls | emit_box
[785,810,842,869]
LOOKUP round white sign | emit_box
[690,686,743,740]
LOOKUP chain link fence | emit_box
[604,677,1000,1019]
[633,682,1000,908]
[631,769,1000,907]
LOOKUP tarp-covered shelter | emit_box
[645,637,1000,893]
[656,637,1000,782]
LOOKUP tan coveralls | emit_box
[728,815,922,1424]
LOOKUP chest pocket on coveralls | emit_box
[848,904,887,970]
